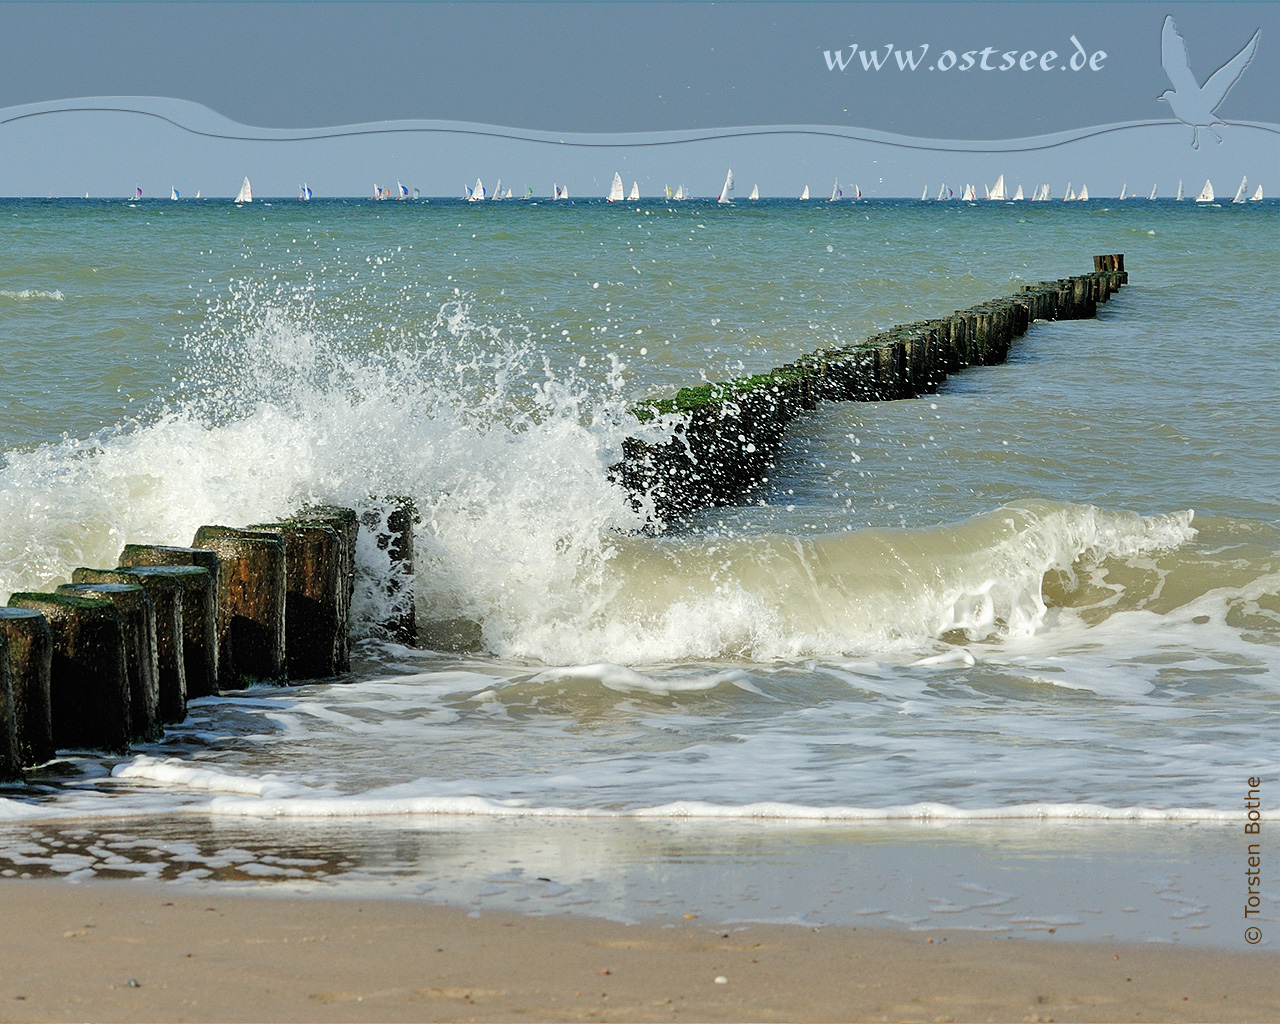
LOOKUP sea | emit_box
[1,195,1276,947]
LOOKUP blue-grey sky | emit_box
[1,2,1276,196]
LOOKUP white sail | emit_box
[628,181,640,201]
[988,174,1006,201]
[800,185,809,200]
[829,178,841,201]
[1012,185,1024,201]
[607,172,624,202]
[491,178,503,201]
[1078,185,1089,200]
[469,178,485,202]
[560,185,569,199]
[1148,184,1157,200]
[718,169,734,203]
[937,183,947,201]
[749,184,759,200]
[1196,179,1214,203]
[921,186,928,201]
[961,183,976,201]
[234,177,252,203]
[1176,180,1184,201]
[1250,184,1263,201]
[171,187,179,200]
[1118,183,1127,200]
[1064,184,1074,201]
[1232,176,1248,203]
[674,184,685,200]
[195,190,200,199]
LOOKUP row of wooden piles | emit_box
[618,255,1127,521]
[0,501,417,778]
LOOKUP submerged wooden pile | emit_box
[619,254,1127,521]
[0,501,416,773]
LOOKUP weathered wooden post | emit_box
[6,593,130,754]
[0,608,54,767]
[191,526,288,687]
[0,634,17,781]
[116,546,219,698]
[297,506,358,672]
[249,518,344,679]
[73,567,186,724]
[58,582,161,743]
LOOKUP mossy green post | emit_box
[58,582,161,743]
[0,608,54,767]
[6,593,130,755]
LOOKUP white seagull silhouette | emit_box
[1159,15,1261,149]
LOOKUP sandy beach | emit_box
[0,880,1275,1023]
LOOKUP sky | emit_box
[0,2,1276,197]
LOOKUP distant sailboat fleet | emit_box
[116,172,1269,204]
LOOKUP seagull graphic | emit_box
[1159,15,1261,149]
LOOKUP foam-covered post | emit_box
[250,519,344,679]
[191,526,287,686]
[117,545,220,697]
[74,567,187,724]
[360,497,418,644]
[58,583,161,743]
[0,634,17,781]
[0,608,54,767]
[6,593,130,754]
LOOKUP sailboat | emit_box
[800,185,809,200]
[854,184,862,199]
[491,179,503,201]
[1148,184,1157,201]
[1012,185,1024,201]
[133,186,142,201]
[665,184,674,199]
[749,184,759,200]
[397,182,409,200]
[299,183,312,200]
[961,184,976,201]
[1232,176,1248,203]
[1196,179,1214,203]
[607,172,625,202]
[1176,180,1184,201]
[628,181,640,201]
[718,169,734,203]
[921,186,928,201]
[505,187,513,199]
[560,185,569,199]
[1250,184,1263,201]
[988,174,1006,201]
[170,187,179,200]
[1063,184,1075,201]
[673,184,686,200]
[829,179,842,201]
[468,178,485,202]
[936,183,948,201]
[195,191,200,199]
[234,177,252,203]
[1077,185,1089,200]
[413,188,420,200]
[1118,183,1127,200]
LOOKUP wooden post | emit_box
[297,506,358,672]
[74,567,187,724]
[117,546,220,698]
[6,593,130,754]
[191,526,288,687]
[250,520,344,679]
[0,609,54,767]
[58,582,161,742]
[0,634,17,781]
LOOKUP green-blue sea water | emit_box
[1,196,1277,942]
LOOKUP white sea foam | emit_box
[0,288,65,301]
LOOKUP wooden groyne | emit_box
[0,257,1125,768]
[619,254,1127,522]
[1,498,415,768]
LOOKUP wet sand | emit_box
[0,880,1277,1022]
